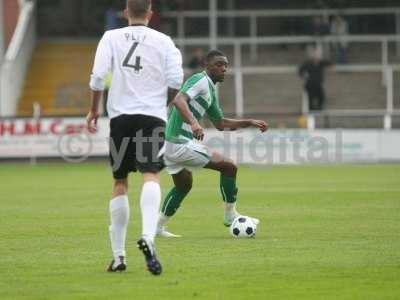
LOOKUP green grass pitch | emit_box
[0,163,399,300]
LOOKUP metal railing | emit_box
[2,3,399,130]
[172,34,400,129]
[166,5,400,129]
[174,34,400,65]
[164,5,400,57]
[304,65,398,130]
[0,0,36,117]
[225,63,399,130]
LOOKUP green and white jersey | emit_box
[166,71,224,143]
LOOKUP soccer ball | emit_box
[229,216,257,238]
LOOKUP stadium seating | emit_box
[17,41,96,116]
[16,40,400,128]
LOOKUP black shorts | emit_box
[109,114,165,179]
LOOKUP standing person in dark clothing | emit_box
[299,46,332,111]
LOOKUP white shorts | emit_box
[163,140,211,175]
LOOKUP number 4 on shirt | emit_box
[122,41,143,73]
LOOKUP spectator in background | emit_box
[330,15,349,64]
[148,0,161,30]
[311,16,330,37]
[187,48,205,75]
[310,15,331,58]
[105,6,124,31]
[149,9,161,30]
[299,45,332,111]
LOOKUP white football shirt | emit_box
[90,25,184,121]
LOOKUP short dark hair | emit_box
[205,50,226,64]
[127,0,152,18]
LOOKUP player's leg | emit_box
[318,85,325,110]
[204,152,238,225]
[157,169,193,237]
[317,85,328,126]
[107,178,129,272]
[159,140,212,237]
[135,115,165,275]
[106,115,132,272]
[305,84,315,111]
[136,171,163,275]
[204,152,259,226]
[139,172,162,243]
[307,83,321,111]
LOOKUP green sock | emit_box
[161,187,189,217]
[220,174,238,203]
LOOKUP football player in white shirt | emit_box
[86,0,203,276]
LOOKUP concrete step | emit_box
[18,41,96,116]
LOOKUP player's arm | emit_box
[213,118,268,132]
[87,32,112,132]
[167,88,179,105]
[165,37,184,106]
[170,92,204,141]
[207,95,268,132]
[87,91,103,132]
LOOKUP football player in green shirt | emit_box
[158,50,268,237]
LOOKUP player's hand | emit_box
[86,110,99,133]
[191,121,204,141]
[250,120,268,132]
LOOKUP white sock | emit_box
[224,202,239,220]
[140,181,161,243]
[109,195,130,259]
[157,213,170,229]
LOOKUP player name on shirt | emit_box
[124,33,146,43]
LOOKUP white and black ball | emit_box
[229,216,257,238]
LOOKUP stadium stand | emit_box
[15,40,400,128]
[17,41,96,116]
[7,2,400,130]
